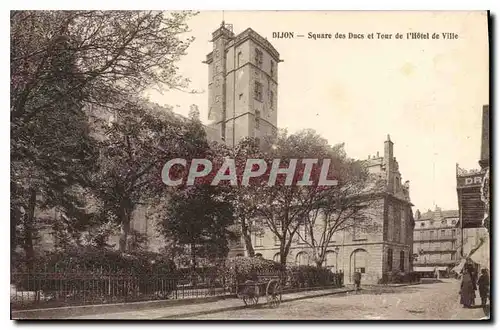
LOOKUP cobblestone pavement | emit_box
[181,279,490,320]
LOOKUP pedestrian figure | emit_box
[460,269,476,308]
[477,268,490,306]
[353,271,361,291]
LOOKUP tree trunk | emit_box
[241,220,254,257]
[118,207,132,252]
[24,187,37,271]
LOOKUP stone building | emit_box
[203,22,279,146]
[412,207,459,276]
[229,136,415,284]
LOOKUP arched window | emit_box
[273,253,280,263]
[236,253,244,257]
[325,250,338,271]
[351,249,368,276]
[255,253,263,258]
[295,252,310,266]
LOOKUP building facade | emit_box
[204,22,279,146]
[229,136,415,284]
[455,104,490,269]
[412,207,459,275]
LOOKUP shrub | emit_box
[287,266,334,288]
[219,256,285,287]
[12,247,177,296]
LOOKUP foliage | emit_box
[156,184,237,266]
[248,129,347,265]
[287,265,336,288]
[220,256,285,285]
[10,10,198,266]
[14,247,176,274]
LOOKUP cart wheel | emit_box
[266,279,282,308]
[243,286,260,306]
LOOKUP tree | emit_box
[247,129,341,266]
[157,185,236,271]
[11,10,198,125]
[295,145,385,267]
[91,99,202,252]
[208,137,265,257]
[11,27,97,267]
[11,10,198,262]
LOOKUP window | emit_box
[387,248,393,271]
[400,251,405,272]
[255,48,263,67]
[420,222,425,227]
[274,234,280,245]
[352,249,368,275]
[273,253,280,262]
[441,230,445,238]
[239,93,243,100]
[255,110,260,129]
[254,81,263,101]
[357,267,366,274]
[270,90,274,108]
[253,231,263,247]
[270,60,275,76]
[429,231,435,240]
[215,95,221,103]
[296,252,310,266]
[237,51,243,67]
[452,229,456,237]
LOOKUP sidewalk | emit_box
[68,287,354,320]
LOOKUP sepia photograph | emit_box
[9,9,491,321]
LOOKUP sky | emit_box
[146,11,489,213]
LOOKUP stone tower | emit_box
[204,22,280,147]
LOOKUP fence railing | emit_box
[11,269,344,310]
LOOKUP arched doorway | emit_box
[325,250,338,271]
[350,249,368,280]
[296,251,310,266]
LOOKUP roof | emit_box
[417,208,458,221]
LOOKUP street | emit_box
[180,279,490,320]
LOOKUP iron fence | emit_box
[11,268,344,310]
[10,270,233,310]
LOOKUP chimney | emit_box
[479,105,489,169]
[384,134,394,192]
